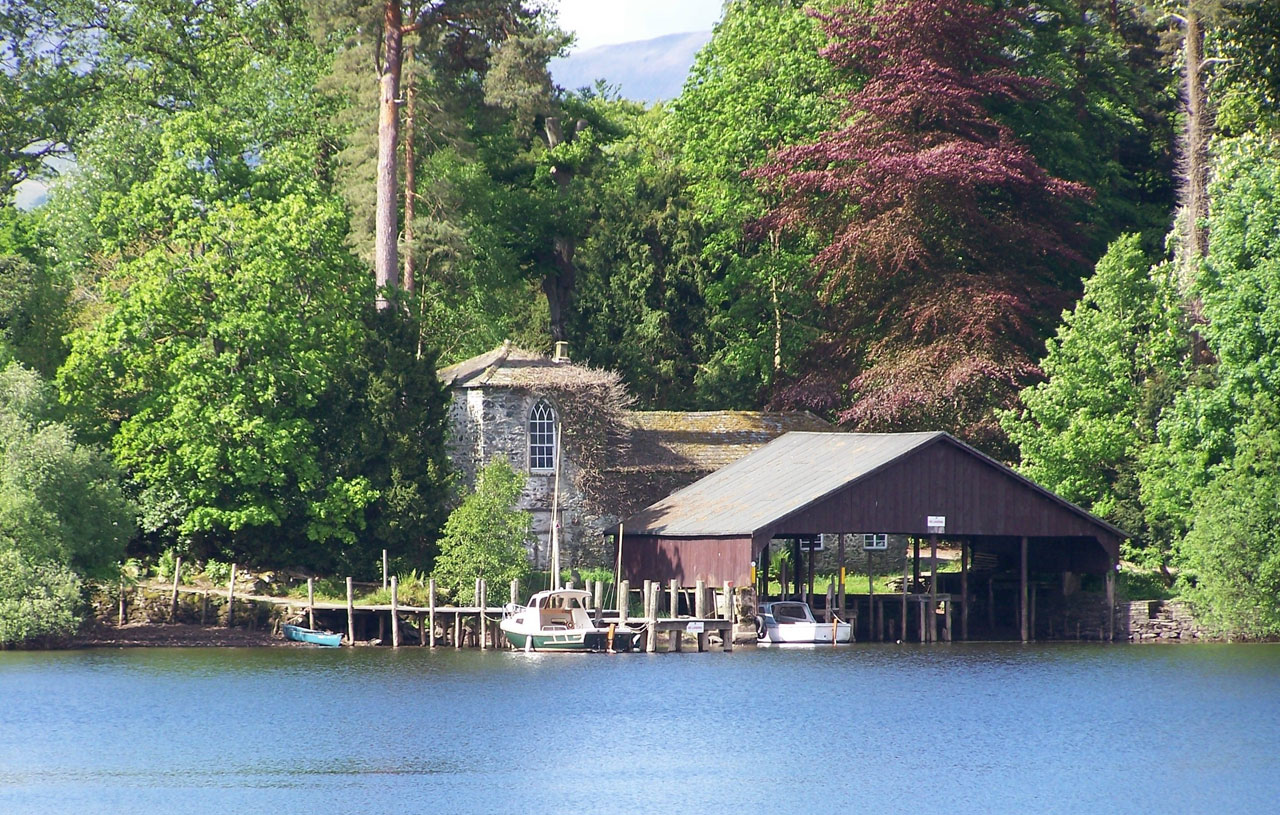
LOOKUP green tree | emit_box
[1140,131,1280,546]
[431,458,531,605]
[666,0,846,406]
[57,113,379,569]
[1,362,134,577]
[0,546,83,647]
[1003,234,1188,566]
[0,360,135,647]
[1177,398,1280,637]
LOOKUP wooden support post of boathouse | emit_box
[1020,536,1029,644]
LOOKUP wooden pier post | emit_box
[645,582,659,653]
[429,578,437,648]
[593,580,604,624]
[1105,567,1116,643]
[510,578,519,606]
[391,576,400,648]
[642,580,653,621]
[346,576,355,645]
[960,541,969,641]
[382,548,388,591]
[668,579,681,652]
[988,577,995,631]
[918,597,926,642]
[307,577,315,630]
[901,551,908,643]
[838,534,847,620]
[455,609,462,649]
[618,579,630,622]
[929,534,938,643]
[169,556,183,622]
[825,583,835,625]
[226,563,236,628]
[118,579,126,627]
[200,591,209,626]
[722,581,734,652]
[1020,536,1029,643]
[944,599,952,642]
[417,612,426,646]
[695,580,707,652]
[479,579,487,650]
[867,551,876,641]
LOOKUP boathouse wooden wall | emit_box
[621,535,753,587]
[759,440,1118,571]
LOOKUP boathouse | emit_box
[622,431,1128,642]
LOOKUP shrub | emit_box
[0,545,83,647]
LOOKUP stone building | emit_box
[439,341,831,570]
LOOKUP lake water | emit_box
[2,643,1278,814]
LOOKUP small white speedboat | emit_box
[756,600,852,644]
[500,589,638,652]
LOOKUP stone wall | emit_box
[447,387,598,570]
[1117,600,1211,642]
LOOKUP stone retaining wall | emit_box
[1117,599,1210,642]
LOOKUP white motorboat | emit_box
[756,600,852,644]
[500,588,638,652]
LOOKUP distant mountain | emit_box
[550,31,712,104]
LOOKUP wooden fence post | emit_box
[226,564,236,628]
[169,556,182,622]
[346,577,355,645]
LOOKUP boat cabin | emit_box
[527,589,594,631]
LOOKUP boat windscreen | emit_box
[772,604,812,623]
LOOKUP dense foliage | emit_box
[4,0,1280,635]
[0,361,135,645]
[754,0,1091,450]
[431,458,532,605]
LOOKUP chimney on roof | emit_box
[552,341,570,363]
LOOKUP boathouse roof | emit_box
[622,431,1128,586]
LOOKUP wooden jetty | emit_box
[162,572,743,653]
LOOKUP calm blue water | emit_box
[2,643,1278,814]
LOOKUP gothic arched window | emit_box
[529,400,557,471]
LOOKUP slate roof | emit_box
[625,431,1130,544]
[438,342,589,388]
[619,410,833,472]
[628,432,942,536]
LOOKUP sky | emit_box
[553,0,724,51]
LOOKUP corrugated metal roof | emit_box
[626,431,944,536]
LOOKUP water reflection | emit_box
[1,644,1278,814]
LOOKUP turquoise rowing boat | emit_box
[282,624,343,647]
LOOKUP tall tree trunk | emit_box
[375,0,404,309]
[403,80,417,296]
[543,115,577,343]
[1179,9,1211,300]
